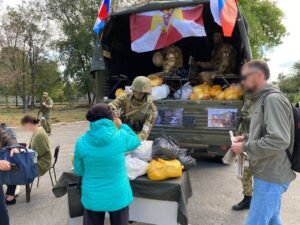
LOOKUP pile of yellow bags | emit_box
[223,84,244,100]
[148,74,164,87]
[189,83,243,101]
[115,88,126,98]
[147,159,183,181]
[190,82,211,100]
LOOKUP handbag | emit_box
[0,146,38,185]
[68,178,83,218]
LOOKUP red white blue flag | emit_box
[210,0,238,37]
[93,0,110,35]
[130,5,206,53]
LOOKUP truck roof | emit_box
[111,0,210,16]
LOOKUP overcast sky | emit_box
[1,0,299,81]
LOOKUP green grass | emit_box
[0,106,88,127]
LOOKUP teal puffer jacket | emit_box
[74,119,141,212]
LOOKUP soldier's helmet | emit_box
[131,76,152,94]
[42,92,48,97]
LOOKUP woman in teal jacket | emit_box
[74,103,140,225]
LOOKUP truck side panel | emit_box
[150,100,243,156]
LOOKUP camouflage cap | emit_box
[43,92,48,97]
[131,76,152,94]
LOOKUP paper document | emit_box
[222,130,244,178]
[222,131,236,165]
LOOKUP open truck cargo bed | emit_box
[91,0,252,156]
[150,100,243,156]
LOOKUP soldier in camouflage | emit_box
[39,92,54,135]
[152,45,183,74]
[232,98,253,211]
[109,76,158,141]
[197,32,236,85]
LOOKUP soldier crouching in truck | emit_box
[197,32,236,85]
[109,76,158,141]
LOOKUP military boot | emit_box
[232,196,251,211]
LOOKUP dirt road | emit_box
[8,122,300,225]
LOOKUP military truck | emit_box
[91,0,252,157]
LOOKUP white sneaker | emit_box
[14,185,21,196]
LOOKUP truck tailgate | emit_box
[150,100,243,155]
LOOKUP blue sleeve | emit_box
[120,124,141,152]
[74,139,84,176]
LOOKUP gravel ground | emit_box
[7,122,300,225]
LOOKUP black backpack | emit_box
[262,92,300,173]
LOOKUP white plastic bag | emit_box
[131,140,153,162]
[126,155,149,180]
[152,84,170,100]
[174,82,193,100]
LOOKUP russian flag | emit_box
[93,0,111,35]
[210,0,238,37]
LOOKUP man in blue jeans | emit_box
[0,160,11,225]
[231,59,296,225]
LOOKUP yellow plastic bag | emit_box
[115,88,126,98]
[147,159,183,181]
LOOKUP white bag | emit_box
[174,82,193,100]
[131,140,153,162]
[126,155,149,180]
[151,84,170,100]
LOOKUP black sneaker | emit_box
[232,196,251,211]
[6,198,16,206]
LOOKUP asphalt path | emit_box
[7,122,300,225]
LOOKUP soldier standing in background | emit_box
[38,92,54,135]
[232,98,253,211]
[197,32,236,85]
[109,76,157,141]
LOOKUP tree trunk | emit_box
[30,72,35,109]
[87,89,92,105]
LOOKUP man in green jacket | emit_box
[231,60,296,225]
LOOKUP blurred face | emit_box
[133,91,145,100]
[22,123,37,133]
[241,66,265,94]
[213,33,223,45]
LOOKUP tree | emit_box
[278,61,300,103]
[46,0,98,105]
[0,2,52,111]
[239,0,287,58]
[23,1,51,108]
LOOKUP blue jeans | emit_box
[246,177,289,225]
[0,186,10,225]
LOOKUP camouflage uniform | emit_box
[39,93,54,135]
[237,99,253,197]
[198,43,236,85]
[153,45,183,74]
[109,77,158,141]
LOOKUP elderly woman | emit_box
[74,103,140,225]
[0,123,18,205]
